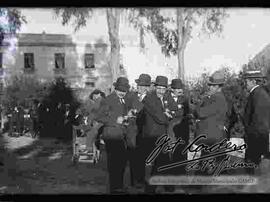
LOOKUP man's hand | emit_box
[164,109,173,119]
[116,116,124,124]
[127,109,137,118]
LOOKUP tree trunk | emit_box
[139,27,145,53]
[177,47,185,82]
[176,8,185,82]
[106,8,121,84]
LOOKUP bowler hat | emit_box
[170,79,184,89]
[135,74,151,86]
[208,70,225,85]
[243,70,265,79]
[113,77,130,92]
[153,76,168,87]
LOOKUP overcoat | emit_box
[142,91,169,138]
[195,91,228,145]
[95,92,128,140]
[244,85,270,163]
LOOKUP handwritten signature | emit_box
[145,134,257,175]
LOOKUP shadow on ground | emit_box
[0,133,108,194]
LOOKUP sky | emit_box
[7,8,270,83]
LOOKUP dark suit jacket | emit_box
[123,91,144,148]
[95,91,128,140]
[125,91,144,113]
[164,91,189,119]
[195,91,228,145]
[142,91,169,138]
[244,85,270,157]
[125,91,150,147]
[165,91,190,140]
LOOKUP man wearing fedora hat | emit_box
[135,74,152,101]
[243,70,270,175]
[193,70,229,176]
[123,73,152,191]
[95,76,131,194]
[140,75,175,193]
[164,79,191,176]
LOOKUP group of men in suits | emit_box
[93,69,233,194]
[92,68,270,194]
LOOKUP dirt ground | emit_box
[0,133,108,194]
[1,132,270,195]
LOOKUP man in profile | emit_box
[193,70,228,176]
[243,70,270,175]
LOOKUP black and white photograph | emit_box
[0,7,270,195]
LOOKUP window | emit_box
[24,53,34,69]
[85,81,95,87]
[84,53,95,69]
[55,53,65,69]
[0,53,2,68]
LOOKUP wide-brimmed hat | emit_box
[135,74,151,86]
[113,77,130,92]
[153,76,168,87]
[243,70,265,79]
[170,79,184,89]
[208,71,225,85]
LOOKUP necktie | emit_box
[160,97,164,108]
[120,98,125,104]
[139,93,146,102]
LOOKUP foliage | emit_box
[42,77,80,110]
[1,75,48,111]
[38,77,80,140]
[126,8,172,52]
[127,8,228,57]
[0,8,27,45]
[53,8,93,32]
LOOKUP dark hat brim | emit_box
[170,84,184,89]
[114,84,130,92]
[135,80,151,86]
[244,75,265,79]
[207,81,225,85]
[154,82,168,87]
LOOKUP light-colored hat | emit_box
[243,70,265,79]
[208,70,225,85]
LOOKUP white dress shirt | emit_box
[171,93,178,102]
[138,93,146,102]
[119,98,125,104]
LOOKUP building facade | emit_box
[0,32,126,100]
